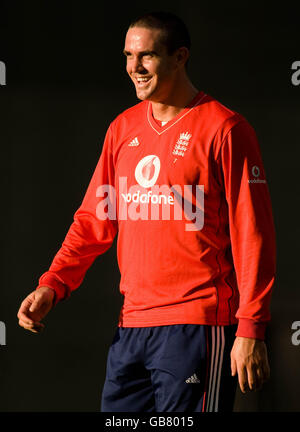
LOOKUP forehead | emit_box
[124,26,165,52]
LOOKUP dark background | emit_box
[1,0,299,412]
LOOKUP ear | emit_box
[175,47,190,68]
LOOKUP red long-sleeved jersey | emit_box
[37,91,276,339]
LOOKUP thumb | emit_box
[231,355,237,377]
[29,292,43,313]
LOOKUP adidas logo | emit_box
[185,373,200,384]
[128,137,140,147]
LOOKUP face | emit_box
[124,26,180,102]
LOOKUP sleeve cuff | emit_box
[36,272,70,306]
[236,318,267,340]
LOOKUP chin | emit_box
[136,92,147,101]
[135,92,150,101]
[135,85,157,101]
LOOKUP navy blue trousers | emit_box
[101,324,237,412]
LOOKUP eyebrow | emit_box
[123,50,158,56]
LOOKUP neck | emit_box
[150,76,199,123]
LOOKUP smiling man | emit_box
[17,12,276,412]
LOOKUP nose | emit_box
[130,56,146,74]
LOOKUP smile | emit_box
[135,76,152,87]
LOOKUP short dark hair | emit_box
[128,11,191,56]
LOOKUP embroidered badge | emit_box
[172,132,192,157]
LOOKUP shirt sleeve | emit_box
[36,124,118,305]
[218,118,277,339]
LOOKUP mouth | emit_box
[134,76,152,88]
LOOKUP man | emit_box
[17,12,276,412]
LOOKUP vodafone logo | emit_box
[135,155,161,188]
[252,165,260,177]
[248,164,266,184]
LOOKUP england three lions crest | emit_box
[172,132,192,157]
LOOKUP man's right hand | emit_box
[17,286,55,333]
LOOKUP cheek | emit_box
[156,61,174,80]
[155,68,171,83]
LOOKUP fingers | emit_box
[246,365,257,392]
[231,337,270,394]
[234,363,256,393]
[237,365,249,394]
[237,363,268,393]
[18,318,44,333]
[255,361,270,389]
[17,291,46,333]
[17,297,35,325]
[248,353,270,391]
[231,355,237,377]
[29,293,43,313]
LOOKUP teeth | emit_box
[137,77,150,82]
